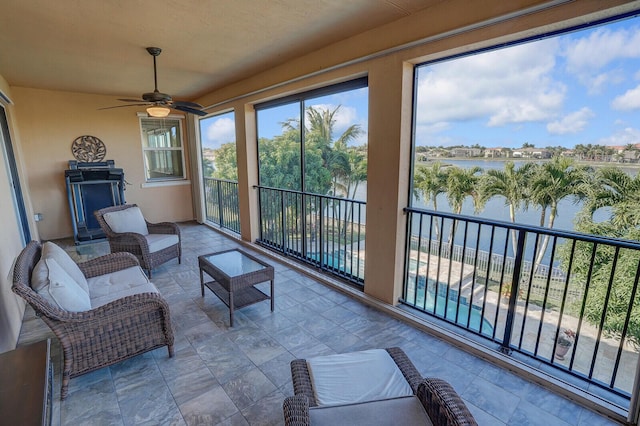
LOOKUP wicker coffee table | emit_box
[198,249,274,326]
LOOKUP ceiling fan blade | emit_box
[117,98,148,103]
[173,105,207,116]
[171,100,203,109]
[98,103,150,110]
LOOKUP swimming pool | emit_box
[408,276,494,336]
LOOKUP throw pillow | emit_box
[38,258,91,312]
[42,242,89,293]
[103,206,149,235]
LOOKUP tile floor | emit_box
[16,223,621,425]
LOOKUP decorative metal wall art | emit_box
[71,135,106,162]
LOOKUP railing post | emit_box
[500,229,526,355]
[319,197,324,267]
[217,179,224,228]
[280,191,286,251]
[203,178,210,221]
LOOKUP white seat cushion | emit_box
[309,396,433,426]
[37,258,91,312]
[145,234,179,253]
[307,349,413,406]
[88,265,159,308]
[31,242,89,294]
[103,206,149,235]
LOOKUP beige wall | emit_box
[11,87,195,240]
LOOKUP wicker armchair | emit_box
[12,241,174,399]
[284,347,477,426]
[94,204,181,277]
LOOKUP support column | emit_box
[364,59,414,305]
[235,102,260,242]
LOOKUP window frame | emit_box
[138,114,187,184]
[255,76,368,192]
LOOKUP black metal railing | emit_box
[256,185,366,285]
[203,177,240,234]
[403,206,640,411]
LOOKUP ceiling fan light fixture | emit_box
[146,106,170,117]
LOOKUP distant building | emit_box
[512,148,552,159]
[609,143,640,163]
[484,148,510,158]
[451,147,482,157]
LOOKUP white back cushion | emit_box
[31,242,89,294]
[103,206,149,235]
[306,349,413,406]
[37,259,91,312]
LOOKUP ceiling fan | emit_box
[100,47,207,117]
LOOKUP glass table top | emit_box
[202,250,266,277]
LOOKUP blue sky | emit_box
[200,16,640,150]
[415,16,640,148]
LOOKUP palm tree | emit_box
[413,161,449,238]
[445,166,483,245]
[446,165,484,215]
[305,105,364,196]
[480,161,536,255]
[583,166,640,227]
[530,157,591,267]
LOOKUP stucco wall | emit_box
[11,87,195,241]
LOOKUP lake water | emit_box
[353,158,636,232]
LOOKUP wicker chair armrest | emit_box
[283,396,311,426]
[108,232,150,249]
[386,347,424,393]
[68,292,172,324]
[290,359,318,406]
[78,252,141,278]
[147,221,180,235]
[417,378,478,426]
[13,288,170,324]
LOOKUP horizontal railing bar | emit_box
[254,184,366,206]
[404,206,640,249]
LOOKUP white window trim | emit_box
[138,114,187,183]
[140,179,191,188]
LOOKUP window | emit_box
[140,117,185,181]
[256,77,369,198]
[199,111,237,180]
[254,78,369,284]
[198,111,241,233]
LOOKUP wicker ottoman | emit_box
[283,347,477,426]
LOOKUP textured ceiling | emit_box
[0,0,439,101]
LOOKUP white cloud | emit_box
[597,127,640,146]
[416,38,565,128]
[563,25,640,92]
[564,26,640,72]
[204,117,235,149]
[546,107,594,135]
[611,84,640,110]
